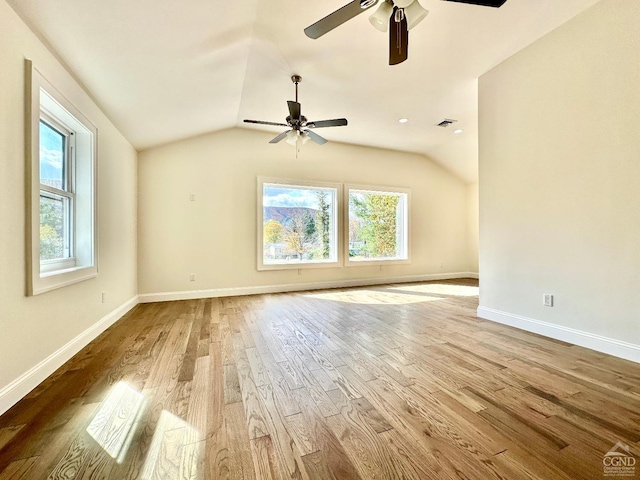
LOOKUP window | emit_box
[346,185,410,264]
[39,115,75,270]
[258,178,339,270]
[27,61,98,295]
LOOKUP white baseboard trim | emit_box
[139,272,480,303]
[477,306,640,364]
[0,295,139,417]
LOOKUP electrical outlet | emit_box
[190,273,196,282]
[543,294,554,307]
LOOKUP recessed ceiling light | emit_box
[453,129,463,134]
[398,118,409,124]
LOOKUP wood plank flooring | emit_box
[1,279,640,479]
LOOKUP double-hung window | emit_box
[27,61,98,295]
[39,114,75,272]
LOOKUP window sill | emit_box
[40,258,77,275]
[257,260,340,271]
[345,258,411,267]
[30,264,98,296]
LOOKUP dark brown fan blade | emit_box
[304,130,328,145]
[287,101,301,121]
[304,0,379,39]
[307,118,348,128]
[441,0,507,7]
[244,119,290,127]
[269,130,291,144]
[389,7,408,66]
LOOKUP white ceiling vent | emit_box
[436,118,458,127]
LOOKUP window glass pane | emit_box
[263,183,336,265]
[39,120,66,189]
[349,189,407,261]
[40,194,70,261]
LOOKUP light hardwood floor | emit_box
[1,279,639,479]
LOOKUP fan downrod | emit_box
[291,75,302,102]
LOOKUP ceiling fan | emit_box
[304,0,508,65]
[244,75,348,146]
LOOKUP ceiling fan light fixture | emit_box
[285,129,299,145]
[404,1,428,30]
[300,131,311,144]
[393,0,414,7]
[369,1,393,32]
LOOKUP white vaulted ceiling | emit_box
[7,0,601,182]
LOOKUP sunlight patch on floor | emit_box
[391,283,479,297]
[303,289,443,305]
[141,409,201,479]
[86,381,146,463]
[86,382,202,475]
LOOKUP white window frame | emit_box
[257,177,341,271]
[344,184,411,266]
[26,60,98,295]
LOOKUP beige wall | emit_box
[467,182,479,273]
[0,0,138,402]
[478,0,640,347]
[138,128,475,295]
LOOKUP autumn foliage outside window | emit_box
[257,179,409,270]
[260,181,338,267]
[348,188,408,262]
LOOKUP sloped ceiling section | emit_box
[7,0,601,182]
